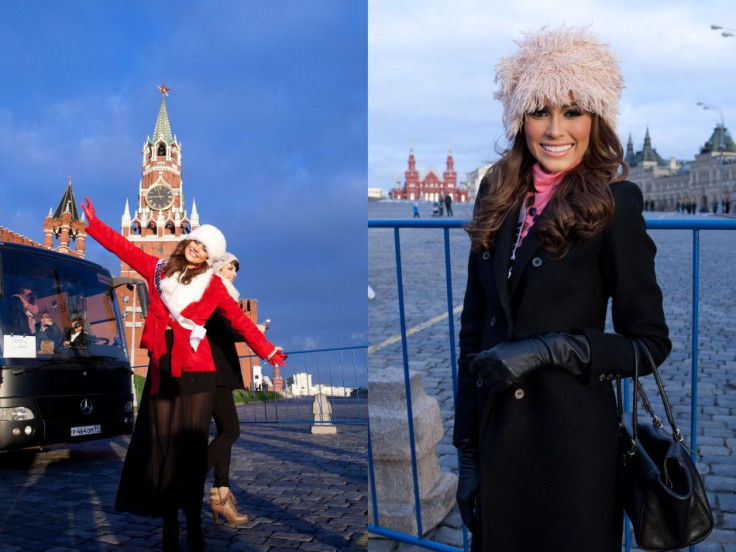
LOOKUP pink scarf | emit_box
[517,163,565,243]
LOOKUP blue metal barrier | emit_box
[132,345,368,424]
[238,346,368,424]
[368,217,736,552]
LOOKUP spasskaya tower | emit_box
[118,85,200,368]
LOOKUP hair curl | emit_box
[466,115,628,255]
[164,240,209,285]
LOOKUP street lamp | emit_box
[711,24,736,37]
[697,102,727,214]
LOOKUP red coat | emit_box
[86,217,278,394]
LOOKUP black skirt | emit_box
[115,331,216,517]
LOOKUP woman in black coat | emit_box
[206,252,273,525]
[453,27,671,551]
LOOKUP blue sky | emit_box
[0,1,367,357]
[369,0,736,195]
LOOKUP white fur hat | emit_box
[212,252,239,273]
[185,224,226,266]
[494,26,624,139]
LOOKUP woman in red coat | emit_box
[453,28,671,551]
[81,198,286,552]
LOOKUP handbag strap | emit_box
[633,339,684,443]
[616,339,639,456]
[629,338,640,440]
[628,338,698,455]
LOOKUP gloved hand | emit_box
[81,196,97,222]
[268,348,287,367]
[469,333,591,394]
[454,439,480,534]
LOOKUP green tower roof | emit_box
[151,84,174,145]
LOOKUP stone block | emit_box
[368,366,458,536]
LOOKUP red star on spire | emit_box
[158,84,171,96]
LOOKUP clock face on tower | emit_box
[145,183,175,211]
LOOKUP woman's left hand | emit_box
[267,347,287,367]
[469,338,550,393]
[470,333,592,393]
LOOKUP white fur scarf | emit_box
[216,273,241,303]
[159,268,214,314]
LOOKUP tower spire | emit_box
[153,84,174,143]
[53,177,81,221]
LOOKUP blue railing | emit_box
[368,217,736,552]
[132,345,368,424]
[237,346,368,424]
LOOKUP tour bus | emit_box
[0,241,148,452]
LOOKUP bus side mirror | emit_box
[111,277,149,319]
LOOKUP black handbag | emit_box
[617,339,714,551]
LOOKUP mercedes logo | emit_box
[80,398,94,415]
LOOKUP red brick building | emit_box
[391,147,468,202]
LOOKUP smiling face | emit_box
[524,102,592,173]
[184,240,208,267]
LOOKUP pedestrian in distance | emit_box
[80,197,287,552]
[453,27,671,552]
[412,203,420,218]
[205,252,273,525]
[444,193,453,216]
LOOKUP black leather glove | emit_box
[469,333,591,394]
[454,439,480,534]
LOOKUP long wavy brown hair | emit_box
[163,240,209,285]
[466,114,628,255]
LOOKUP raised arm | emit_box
[81,197,158,279]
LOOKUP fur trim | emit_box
[216,273,241,302]
[186,224,227,265]
[494,26,624,139]
[160,269,214,314]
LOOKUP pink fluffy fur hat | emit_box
[494,26,624,140]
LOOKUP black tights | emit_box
[207,387,241,488]
[162,505,203,552]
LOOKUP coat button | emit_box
[482,251,490,260]
[476,378,484,388]
[490,316,496,326]
[599,374,606,382]
[606,374,614,381]
[532,257,543,267]
[514,388,525,400]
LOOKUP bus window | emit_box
[0,248,128,363]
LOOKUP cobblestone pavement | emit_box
[0,423,367,551]
[368,200,736,552]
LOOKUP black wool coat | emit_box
[205,312,246,390]
[453,180,671,552]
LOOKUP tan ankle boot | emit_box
[210,486,249,525]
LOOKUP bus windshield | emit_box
[0,246,128,365]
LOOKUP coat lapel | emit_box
[493,202,521,326]
[509,229,543,297]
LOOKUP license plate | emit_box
[71,424,101,437]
